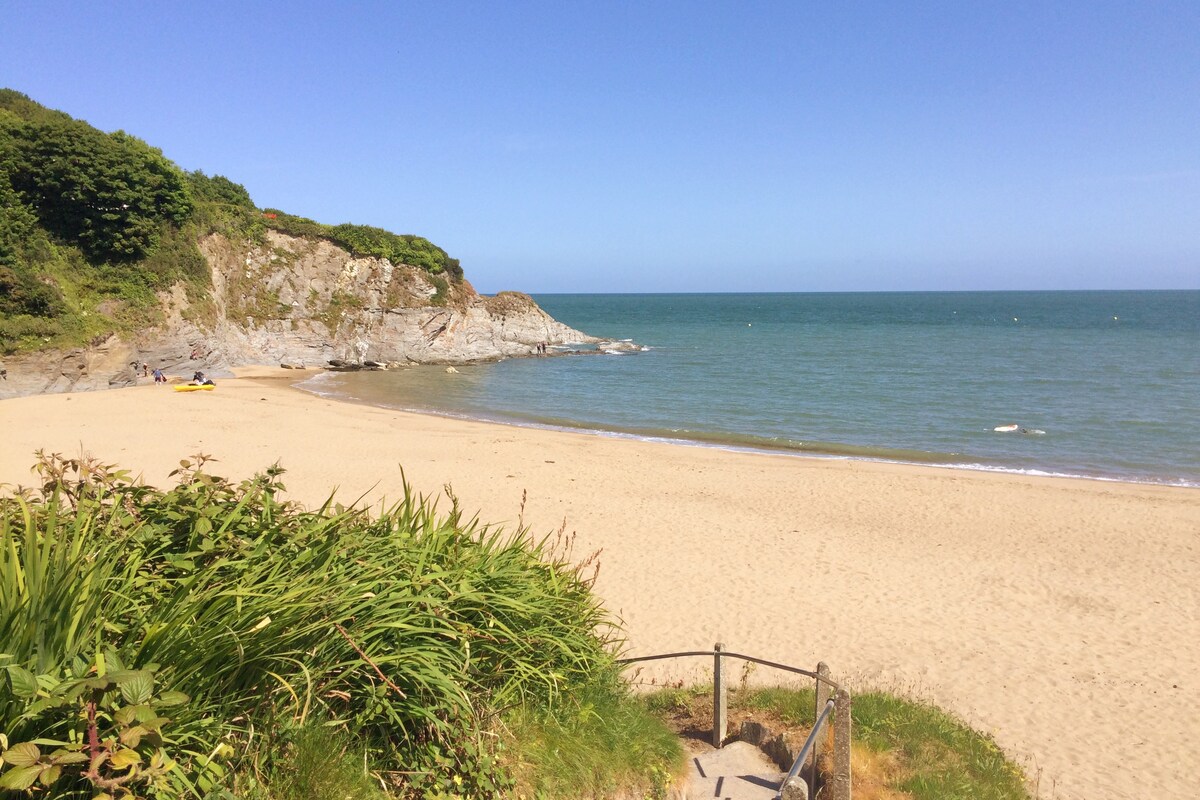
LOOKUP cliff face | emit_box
[0,231,595,398]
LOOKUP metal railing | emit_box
[619,649,842,691]
[617,644,851,800]
[778,697,835,799]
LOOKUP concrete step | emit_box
[682,741,788,800]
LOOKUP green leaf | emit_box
[50,751,89,765]
[119,671,154,705]
[132,705,158,723]
[1,742,40,767]
[110,749,141,769]
[156,690,189,707]
[0,765,42,790]
[20,695,69,718]
[6,666,38,698]
[118,727,144,749]
[38,763,61,786]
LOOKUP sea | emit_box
[299,291,1200,487]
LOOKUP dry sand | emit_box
[1,370,1197,800]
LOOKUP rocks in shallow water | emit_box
[595,339,643,354]
[445,366,459,374]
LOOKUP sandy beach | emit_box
[1,371,1197,800]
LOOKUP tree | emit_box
[2,118,192,263]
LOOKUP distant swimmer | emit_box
[994,424,1046,435]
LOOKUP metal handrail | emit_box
[617,649,842,692]
[777,697,836,799]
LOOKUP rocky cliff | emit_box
[0,230,599,398]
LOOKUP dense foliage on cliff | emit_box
[0,89,462,354]
[0,454,681,798]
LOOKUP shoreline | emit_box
[2,371,1198,800]
[295,368,1200,490]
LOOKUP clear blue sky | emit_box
[2,1,1197,292]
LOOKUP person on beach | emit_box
[153,368,165,384]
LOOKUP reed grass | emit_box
[1,453,665,798]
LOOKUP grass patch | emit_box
[646,684,1030,800]
[505,673,683,799]
[849,691,1029,800]
[0,453,677,799]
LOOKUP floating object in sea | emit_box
[994,423,1047,435]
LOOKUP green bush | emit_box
[0,454,629,798]
[185,171,255,210]
[261,210,461,279]
[2,113,192,264]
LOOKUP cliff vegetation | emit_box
[0,90,461,356]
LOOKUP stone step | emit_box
[682,741,789,800]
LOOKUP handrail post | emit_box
[712,642,727,748]
[813,661,830,785]
[823,689,852,800]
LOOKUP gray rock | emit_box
[1,230,613,399]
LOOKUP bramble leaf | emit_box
[119,671,154,705]
[1,742,40,767]
[38,763,61,786]
[0,765,42,790]
[7,666,38,698]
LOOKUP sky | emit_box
[1,1,1198,293]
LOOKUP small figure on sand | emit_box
[153,368,165,384]
[142,362,149,377]
[191,370,215,386]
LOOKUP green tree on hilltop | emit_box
[186,169,256,209]
[3,118,192,263]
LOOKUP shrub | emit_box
[0,454,624,798]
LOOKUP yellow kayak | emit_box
[174,384,215,392]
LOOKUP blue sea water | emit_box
[301,291,1200,486]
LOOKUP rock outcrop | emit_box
[0,230,597,399]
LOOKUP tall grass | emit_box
[734,686,1030,800]
[0,453,652,798]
